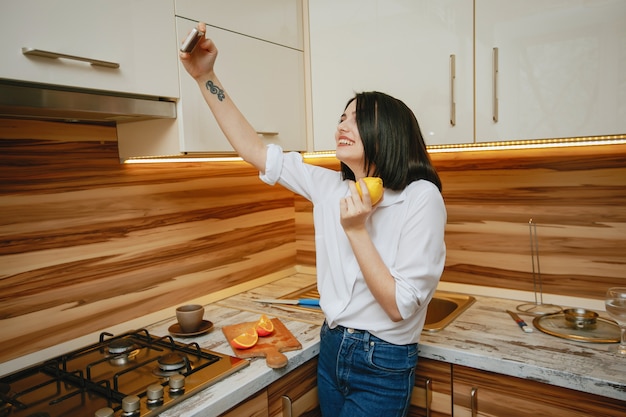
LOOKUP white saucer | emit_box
[168,320,213,337]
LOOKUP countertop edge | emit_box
[417,344,625,400]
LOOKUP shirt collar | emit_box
[377,188,406,207]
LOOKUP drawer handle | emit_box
[450,54,456,126]
[410,376,432,416]
[425,377,432,417]
[22,47,120,69]
[256,131,279,136]
[492,47,499,123]
[470,387,478,417]
[282,386,319,417]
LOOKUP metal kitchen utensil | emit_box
[563,308,599,330]
[533,313,619,343]
[517,219,562,316]
[255,298,320,307]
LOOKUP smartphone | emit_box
[180,28,204,53]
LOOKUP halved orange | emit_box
[255,314,274,337]
[230,327,258,350]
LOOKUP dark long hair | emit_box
[340,91,442,192]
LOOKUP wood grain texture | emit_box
[294,147,626,300]
[410,358,453,417]
[452,364,626,416]
[267,357,320,417]
[219,390,269,417]
[0,121,296,363]
[2,118,624,366]
[222,318,302,368]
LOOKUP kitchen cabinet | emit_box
[452,364,626,417]
[173,16,306,153]
[118,1,306,159]
[409,358,453,417]
[475,0,626,142]
[308,0,626,150]
[308,0,474,150]
[175,0,303,50]
[220,390,269,417]
[0,0,179,99]
[219,358,320,417]
[268,357,320,417]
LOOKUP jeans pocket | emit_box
[367,341,418,373]
[320,322,329,338]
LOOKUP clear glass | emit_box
[605,287,626,354]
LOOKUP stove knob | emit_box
[146,383,165,406]
[169,373,185,395]
[95,408,115,417]
[122,394,141,414]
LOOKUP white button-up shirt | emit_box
[260,145,446,344]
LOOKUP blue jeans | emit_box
[317,322,418,417]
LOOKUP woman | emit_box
[180,23,446,417]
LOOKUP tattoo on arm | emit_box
[205,80,225,101]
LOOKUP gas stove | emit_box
[0,329,248,416]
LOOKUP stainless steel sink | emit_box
[281,285,475,332]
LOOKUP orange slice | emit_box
[255,314,274,337]
[230,327,258,350]
[356,177,383,205]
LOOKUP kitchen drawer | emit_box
[0,0,179,99]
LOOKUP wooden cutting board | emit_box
[222,318,301,368]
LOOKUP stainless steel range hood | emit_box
[0,80,176,124]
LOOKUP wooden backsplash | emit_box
[0,120,296,364]
[299,145,626,300]
[1,118,625,365]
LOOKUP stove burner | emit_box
[108,337,139,366]
[158,353,187,371]
[153,352,191,377]
[108,338,135,355]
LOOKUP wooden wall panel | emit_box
[1,117,624,365]
[0,122,296,363]
[294,146,626,300]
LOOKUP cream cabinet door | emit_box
[176,18,306,153]
[175,0,303,50]
[475,0,626,142]
[0,0,179,99]
[308,0,473,151]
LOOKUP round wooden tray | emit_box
[533,313,619,343]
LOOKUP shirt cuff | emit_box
[394,274,422,320]
[259,144,284,185]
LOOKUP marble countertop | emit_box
[147,273,625,416]
[147,304,322,417]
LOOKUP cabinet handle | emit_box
[22,47,120,69]
[256,131,279,136]
[492,47,498,123]
[470,387,478,417]
[424,377,432,417]
[282,387,319,417]
[450,54,456,126]
[282,395,294,417]
[410,376,432,416]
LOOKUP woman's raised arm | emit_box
[179,22,267,172]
